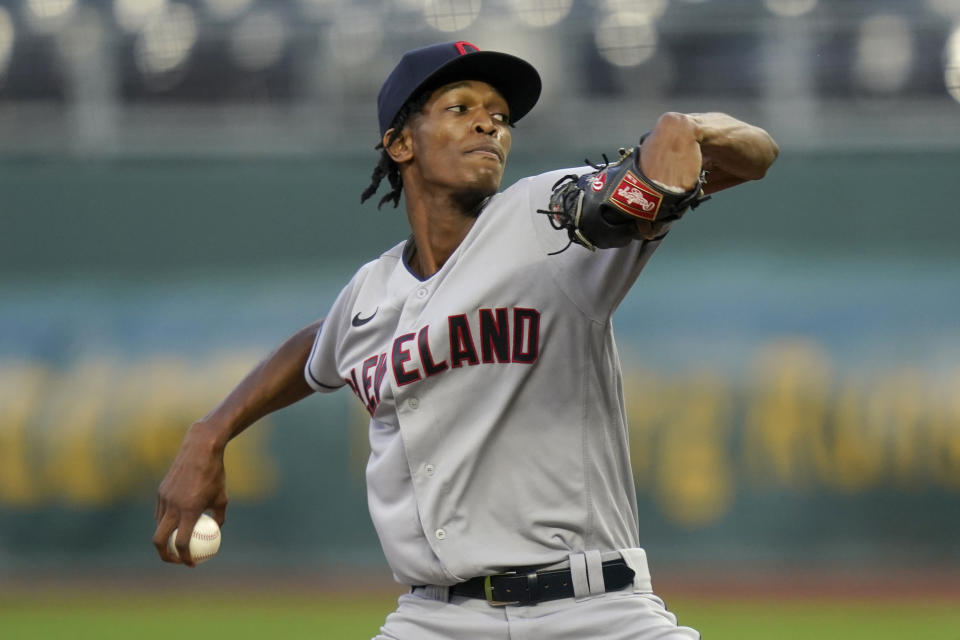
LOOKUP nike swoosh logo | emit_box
[351,308,378,327]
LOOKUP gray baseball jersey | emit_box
[305,167,663,587]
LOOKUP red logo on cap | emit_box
[455,41,480,55]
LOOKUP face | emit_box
[388,80,513,205]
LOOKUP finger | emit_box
[210,501,227,528]
[152,509,181,564]
[634,220,670,241]
[174,512,201,568]
[154,492,167,524]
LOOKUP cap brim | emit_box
[414,51,542,126]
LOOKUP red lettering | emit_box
[418,326,449,376]
[512,308,540,364]
[374,353,388,403]
[392,333,421,386]
[361,355,379,415]
[479,308,510,363]
[343,375,358,396]
[448,314,479,368]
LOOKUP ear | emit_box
[383,127,414,164]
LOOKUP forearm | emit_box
[688,112,779,186]
[193,320,322,450]
[154,320,321,564]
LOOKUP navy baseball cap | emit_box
[377,41,542,137]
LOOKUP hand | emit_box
[639,113,702,192]
[152,422,228,567]
[633,219,673,241]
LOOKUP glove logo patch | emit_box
[590,173,606,192]
[610,170,662,220]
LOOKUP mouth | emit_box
[466,145,504,163]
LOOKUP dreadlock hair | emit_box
[360,91,433,209]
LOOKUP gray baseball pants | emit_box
[374,548,700,640]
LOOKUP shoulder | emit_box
[502,166,593,198]
[325,240,407,317]
[347,240,407,285]
[483,167,592,219]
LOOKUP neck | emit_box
[404,187,487,278]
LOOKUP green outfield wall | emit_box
[1,150,958,574]
[2,149,958,277]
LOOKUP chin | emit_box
[454,182,499,214]
[474,170,503,194]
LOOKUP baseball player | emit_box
[153,41,778,639]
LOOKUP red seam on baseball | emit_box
[192,532,219,541]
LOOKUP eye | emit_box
[446,104,467,113]
[492,113,509,123]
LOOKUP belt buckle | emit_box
[483,575,520,607]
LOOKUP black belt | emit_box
[449,558,635,606]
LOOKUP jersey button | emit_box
[435,528,447,540]
[424,464,435,477]
[416,287,428,299]
[407,397,419,410]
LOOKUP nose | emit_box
[474,111,498,135]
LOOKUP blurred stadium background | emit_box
[1,0,959,637]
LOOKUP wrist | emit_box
[186,419,230,455]
[686,113,712,145]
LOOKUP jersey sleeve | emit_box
[525,168,666,323]
[304,318,342,392]
[304,278,357,393]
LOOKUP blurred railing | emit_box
[0,0,958,155]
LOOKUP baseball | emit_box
[167,513,221,564]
